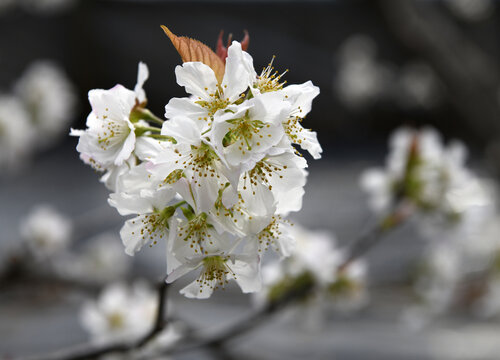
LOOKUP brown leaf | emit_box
[161,25,225,84]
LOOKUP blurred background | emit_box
[2,0,500,359]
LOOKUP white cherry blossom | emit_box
[71,62,149,169]
[152,116,237,212]
[110,185,176,256]
[164,41,255,131]
[14,60,76,145]
[167,250,261,299]
[208,91,290,169]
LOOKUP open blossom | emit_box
[15,60,76,146]
[208,91,290,169]
[71,62,149,170]
[19,204,72,259]
[251,58,322,159]
[164,41,255,131]
[75,28,321,299]
[167,249,261,299]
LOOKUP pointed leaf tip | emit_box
[161,25,225,84]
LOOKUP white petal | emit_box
[282,81,319,116]
[180,278,214,299]
[161,116,203,145]
[114,123,136,165]
[222,41,255,102]
[134,62,149,103]
[165,97,207,121]
[229,254,261,293]
[120,215,167,256]
[175,62,217,101]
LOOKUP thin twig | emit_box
[338,204,411,272]
[22,278,169,360]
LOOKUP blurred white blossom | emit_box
[335,36,442,110]
[257,224,367,316]
[445,0,494,22]
[414,243,461,312]
[0,95,34,170]
[21,0,77,14]
[15,61,76,146]
[80,281,158,344]
[335,35,394,108]
[56,232,131,284]
[20,204,72,259]
[397,62,441,109]
[360,127,494,229]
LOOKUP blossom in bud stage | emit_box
[19,204,72,259]
[74,27,321,299]
[80,281,158,344]
[216,30,250,63]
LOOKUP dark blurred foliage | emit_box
[2,0,500,166]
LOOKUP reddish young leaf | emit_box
[216,30,250,63]
[161,26,226,83]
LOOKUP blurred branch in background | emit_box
[379,0,500,174]
[20,204,404,360]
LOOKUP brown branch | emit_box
[161,277,315,357]
[338,204,411,272]
[22,278,170,360]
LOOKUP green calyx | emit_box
[267,271,315,305]
[328,275,359,298]
[130,106,164,126]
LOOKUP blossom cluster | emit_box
[72,34,321,299]
[361,127,500,321]
[360,127,493,230]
